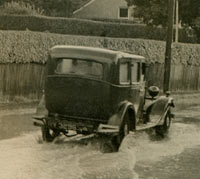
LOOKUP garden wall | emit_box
[0,30,200,101]
[0,63,45,102]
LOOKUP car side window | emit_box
[141,63,146,81]
[119,62,130,84]
[131,62,140,83]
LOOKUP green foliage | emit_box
[35,0,91,17]
[193,18,200,42]
[126,0,200,42]
[89,17,141,24]
[0,14,164,39]
[0,1,44,16]
[126,0,200,27]
[0,15,197,43]
[126,0,168,26]
[0,0,90,17]
[36,0,73,17]
[0,30,200,66]
[179,0,200,26]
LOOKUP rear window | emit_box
[55,59,103,79]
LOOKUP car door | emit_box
[129,60,141,115]
[117,58,144,116]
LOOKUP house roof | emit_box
[73,0,96,14]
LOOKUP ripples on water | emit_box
[133,123,200,162]
[0,112,200,179]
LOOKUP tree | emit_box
[126,0,168,26]
[193,17,200,42]
[126,0,200,27]
[0,0,90,17]
[179,0,200,26]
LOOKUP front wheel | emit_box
[155,110,172,137]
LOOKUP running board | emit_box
[136,122,157,131]
[97,124,119,134]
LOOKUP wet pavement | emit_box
[0,105,200,179]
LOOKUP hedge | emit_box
[0,30,200,65]
[0,15,197,43]
[89,17,141,24]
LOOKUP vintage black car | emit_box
[33,45,174,150]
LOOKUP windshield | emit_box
[55,59,103,79]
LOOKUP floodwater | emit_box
[0,105,200,179]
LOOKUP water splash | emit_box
[0,132,138,179]
[1,106,200,179]
[131,122,200,163]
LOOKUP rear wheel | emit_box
[118,118,130,143]
[155,110,171,137]
[41,125,60,142]
[111,113,131,151]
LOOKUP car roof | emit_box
[50,45,146,64]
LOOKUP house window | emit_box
[119,7,128,18]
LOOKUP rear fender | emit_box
[33,93,48,119]
[146,96,174,125]
[108,101,136,131]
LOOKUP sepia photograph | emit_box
[0,0,200,178]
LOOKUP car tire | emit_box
[119,118,130,143]
[41,125,59,142]
[155,109,171,137]
[111,113,130,151]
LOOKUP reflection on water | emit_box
[0,111,37,140]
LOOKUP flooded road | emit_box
[0,105,200,179]
[135,105,200,179]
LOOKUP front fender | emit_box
[146,96,174,125]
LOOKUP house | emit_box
[72,0,134,20]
